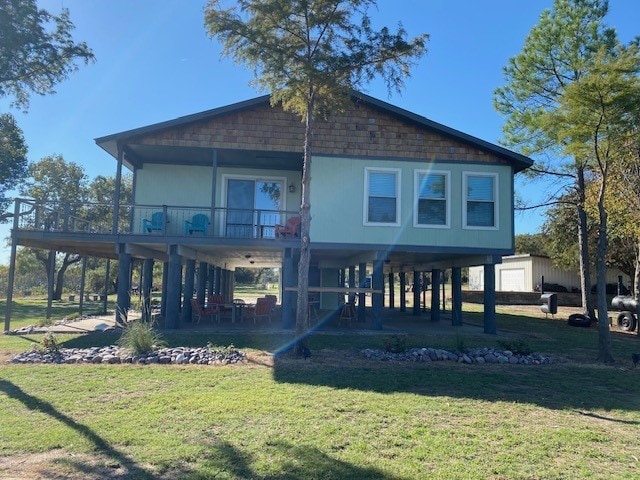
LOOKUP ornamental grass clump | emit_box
[117,320,166,355]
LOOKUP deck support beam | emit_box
[483,263,497,334]
[452,266,463,326]
[3,203,20,332]
[388,272,395,309]
[116,247,132,325]
[165,246,182,329]
[197,262,207,306]
[412,270,420,316]
[371,256,384,330]
[282,248,295,329]
[358,262,367,323]
[142,258,154,319]
[399,272,406,312]
[430,269,441,322]
[182,259,196,323]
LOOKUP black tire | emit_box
[567,313,592,328]
[617,311,637,332]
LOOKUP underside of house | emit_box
[4,92,532,333]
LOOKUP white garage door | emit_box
[500,268,525,292]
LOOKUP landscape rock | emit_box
[361,346,552,365]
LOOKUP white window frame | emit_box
[462,172,499,230]
[413,169,450,229]
[363,167,401,227]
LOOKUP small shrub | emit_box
[36,317,53,327]
[117,320,166,355]
[32,332,61,354]
[454,331,466,353]
[384,335,407,353]
[497,338,532,356]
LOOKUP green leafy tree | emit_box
[86,173,133,231]
[494,0,618,322]
[0,112,27,220]
[19,154,89,300]
[205,0,427,352]
[0,0,94,111]
[514,233,551,257]
[550,45,640,362]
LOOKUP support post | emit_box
[371,257,384,330]
[182,259,196,323]
[3,200,20,332]
[282,249,295,329]
[115,250,131,325]
[388,272,395,310]
[430,268,441,322]
[79,256,87,317]
[358,262,367,323]
[161,261,168,317]
[451,266,463,326]
[399,271,406,312]
[207,264,215,297]
[483,263,496,334]
[412,270,420,316]
[142,258,154,320]
[46,250,55,319]
[165,246,182,329]
[112,143,124,234]
[197,262,207,306]
[103,259,110,314]
[214,267,222,295]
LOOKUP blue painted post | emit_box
[207,264,215,298]
[358,262,367,323]
[372,258,384,330]
[388,272,395,309]
[484,263,496,334]
[214,267,222,295]
[399,272,406,312]
[413,270,420,316]
[182,259,196,323]
[452,266,463,326]
[165,246,182,329]
[197,262,207,306]
[282,249,295,329]
[161,261,168,317]
[142,258,154,320]
[116,249,132,325]
[431,269,441,322]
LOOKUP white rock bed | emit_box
[11,345,246,365]
[361,347,553,365]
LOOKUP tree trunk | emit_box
[596,177,614,363]
[294,95,314,355]
[576,167,596,319]
[53,253,81,300]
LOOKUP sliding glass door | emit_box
[225,178,282,238]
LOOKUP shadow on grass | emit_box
[0,379,158,479]
[178,439,400,480]
[271,353,640,414]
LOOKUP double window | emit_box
[463,172,498,229]
[414,170,449,228]
[364,167,400,226]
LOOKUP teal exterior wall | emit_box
[308,156,513,250]
[136,164,213,206]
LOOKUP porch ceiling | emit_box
[125,145,303,172]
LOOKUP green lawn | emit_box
[1,298,640,479]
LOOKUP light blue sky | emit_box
[1,0,637,263]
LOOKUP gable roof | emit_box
[95,92,533,172]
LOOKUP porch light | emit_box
[288,182,296,193]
